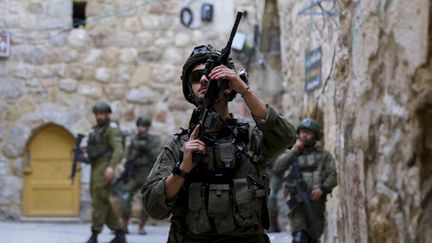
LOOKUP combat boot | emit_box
[110,229,127,243]
[85,231,98,243]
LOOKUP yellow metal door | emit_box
[23,124,80,217]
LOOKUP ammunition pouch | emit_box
[216,143,236,169]
[233,178,255,227]
[87,144,111,162]
[208,184,235,233]
[185,183,212,234]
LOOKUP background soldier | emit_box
[268,166,282,232]
[141,44,296,242]
[114,115,161,235]
[85,102,127,243]
[272,118,337,243]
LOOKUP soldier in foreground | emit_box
[141,42,296,243]
[272,119,337,243]
[114,115,161,235]
[85,102,127,243]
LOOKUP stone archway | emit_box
[22,123,81,217]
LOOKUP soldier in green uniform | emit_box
[85,102,127,243]
[141,45,297,243]
[272,118,337,243]
[268,167,282,232]
[115,115,161,235]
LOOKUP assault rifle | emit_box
[190,11,244,163]
[115,158,140,184]
[69,133,86,185]
[288,156,322,235]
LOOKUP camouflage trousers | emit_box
[116,177,149,220]
[90,161,122,233]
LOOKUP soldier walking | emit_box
[141,44,296,242]
[114,115,161,235]
[273,118,337,243]
[85,102,127,243]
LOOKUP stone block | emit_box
[0,80,24,100]
[120,48,138,64]
[138,49,161,62]
[83,49,102,65]
[174,33,191,47]
[131,66,152,87]
[126,87,156,104]
[68,29,90,48]
[78,83,102,98]
[104,84,127,101]
[95,67,111,83]
[47,1,71,17]
[152,65,176,83]
[103,31,136,47]
[63,49,80,63]
[124,17,142,32]
[27,2,43,14]
[67,63,84,79]
[136,31,154,47]
[101,47,121,67]
[162,47,183,63]
[52,63,68,78]
[116,66,131,82]
[58,79,77,92]
[0,157,9,176]
[48,33,68,47]
[0,176,22,205]
[14,64,34,79]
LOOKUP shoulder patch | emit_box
[110,122,118,128]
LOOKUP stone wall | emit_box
[277,0,432,242]
[0,0,264,220]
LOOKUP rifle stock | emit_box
[70,133,85,185]
[291,156,322,235]
[191,12,244,163]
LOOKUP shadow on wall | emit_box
[416,95,432,242]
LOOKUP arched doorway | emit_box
[22,124,80,217]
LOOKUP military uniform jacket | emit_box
[273,144,337,197]
[142,105,296,240]
[87,121,124,167]
[126,134,161,168]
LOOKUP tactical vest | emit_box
[286,148,324,193]
[173,122,270,235]
[129,136,153,166]
[87,123,112,162]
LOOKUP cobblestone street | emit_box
[0,221,291,243]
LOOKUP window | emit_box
[72,1,87,28]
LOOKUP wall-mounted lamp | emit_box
[201,3,213,22]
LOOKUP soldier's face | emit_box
[138,125,149,135]
[95,112,110,124]
[298,129,316,146]
[190,64,209,103]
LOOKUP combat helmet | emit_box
[92,102,112,114]
[136,115,152,127]
[297,118,323,140]
[181,45,237,106]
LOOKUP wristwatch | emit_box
[172,162,189,178]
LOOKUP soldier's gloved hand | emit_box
[209,65,248,95]
[310,188,323,201]
[182,125,206,173]
[292,139,304,154]
[104,166,115,182]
